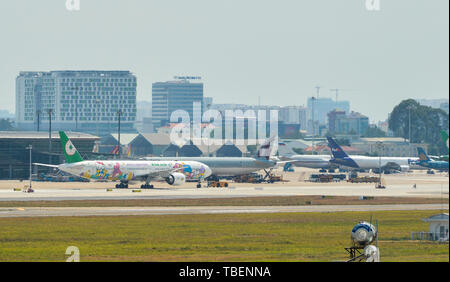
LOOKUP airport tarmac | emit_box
[0,204,447,218]
[0,182,447,202]
[0,170,447,202]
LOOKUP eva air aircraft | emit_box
[34,131,212,189]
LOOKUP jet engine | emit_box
[351,221,377,247]
[166,173,186,186]
[400,165,410,172]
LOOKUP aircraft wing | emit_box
[33,163,59,168]
[139,167,187,181]
[381,162,401,171]
[276,160,298,165]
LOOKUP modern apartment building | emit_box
[15,71,137,134]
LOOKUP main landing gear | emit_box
[115,182,128,189]
[141,176,154,189]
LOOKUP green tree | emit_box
[362,126,386,138]
[389,99,449,155]
[0,118,14,131]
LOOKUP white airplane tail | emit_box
[257,136,279,160]
[277,141,296,157]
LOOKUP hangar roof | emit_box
[0,131,99,140]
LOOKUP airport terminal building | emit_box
[0,131,99,180]
[15,70,137,134]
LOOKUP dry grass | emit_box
[0,196,445,208]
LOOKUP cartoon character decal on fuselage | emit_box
[172,162,207,180]
[72,161,210,181]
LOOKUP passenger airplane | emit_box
[327,137,419,172]
[34,131,212,188]
[277,142,334,170]
[144,137,281,180]
[416,147,449,172]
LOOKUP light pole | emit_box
[407,105,413,156]
[48,109,53,164]
[311,96,316,155]
[376,141,383,188]
[117,109,122,157]
[70,87,79,131]
[26,145,32,190]
[408,106,412,143]
[96,99,100,136]
[36,110,41,132]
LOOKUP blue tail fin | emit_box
[417,147,431,162]
[327,137,349,159]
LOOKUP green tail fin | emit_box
[441,130,449,149]
[59,131,84,163]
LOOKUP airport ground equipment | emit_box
[347,176,380,183]
[309,174,333,183]
[283,163,295,172]
[267,173,283,183]
[375,178,387,189]
[344,220,380,262]
[207,181,229,188]
[33,171,89,182]
[233,173,264,183]
[309,174,346,183]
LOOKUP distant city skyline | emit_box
[0,0,448,124]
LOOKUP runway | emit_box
[0,204,447,217]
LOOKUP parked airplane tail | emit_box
[257,135,278,160]
[327,137,349,159]
[111,145,120,155]
[441,130,449,149]
[417,147,431,162]
[59,131,84,163]
[277,141,295,157]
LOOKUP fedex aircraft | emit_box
[34,131,212,189]
[327,137,419,172]
[416,147,449,172]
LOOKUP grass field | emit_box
[0,196,445,208]
[0,210,448,262]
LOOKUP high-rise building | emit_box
[15,71,137,134]
[327,109,346,133]
[328,111,369,136]
[440,101,449,114]
[152,78,204,129]
[416,98,449,109]
[203,97,213,111]
[307,97,350,126]
[278,106,309,131]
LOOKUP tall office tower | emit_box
[15,71,137,134]
[152,77,203,129]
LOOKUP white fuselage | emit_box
[58,160,212,182]
[345,156,420,170]
[279,155,332,169]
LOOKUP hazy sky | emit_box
[0,0,448,122]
